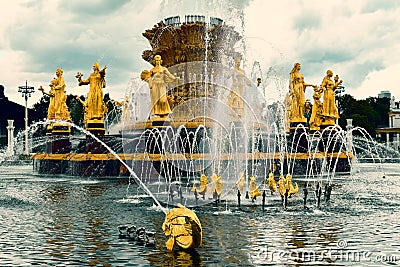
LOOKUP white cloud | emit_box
[352,63,400,100]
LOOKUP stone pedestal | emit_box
[86,119,106,153]
[151,117,171,128]
[46,122,71,154]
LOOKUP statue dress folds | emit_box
[288,63,314,122]
[78,63,106,120]
[148,69,174,116]
[321,70,342,122]
[141,55,179,117]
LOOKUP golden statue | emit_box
[288,63,314,122]
[52,68,65,120]
[39,69,71,122]
[227,57,251,118]
[249,176,261,200]
[162,204,202,250]
[191,174,208,199]
[321,70,342,125]
[309,86,324,130]
[76,62,107,121]
[267,172,277,193]
[141,55,179,118]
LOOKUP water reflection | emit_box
[162,249,202,267]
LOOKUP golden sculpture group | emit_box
[39,63,110,130]
[287,62,343,130]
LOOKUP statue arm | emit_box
[304,82,314,88]
[334,79,343,90]
[100,66,107,88]
[42,90,54,97]
[79,78,90,86]
[100,66,106,77]
[164,67,180,83]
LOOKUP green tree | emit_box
[68,94,85,127]
[337,94,389,137]
[32,95,50,120]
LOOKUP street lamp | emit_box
[18,80,35,155]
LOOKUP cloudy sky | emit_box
[0,0,399,107]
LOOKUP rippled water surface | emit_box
[0,163,400,266]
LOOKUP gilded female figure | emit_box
[77,62,107,120]
[141,55,179,117]
[321,70,342,123]
[289,63,314,121]
[52,68,66,120]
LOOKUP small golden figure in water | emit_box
[285,174,299,197]
[191,174,208,199]
[278,175,286,197]
[249,176,261,200]
[162,204,202,250]
[141,55,180,118]
[267,172,277,193]
[236,172,245,192]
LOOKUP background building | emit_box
[376,94,400,151]
[378,90,391,99]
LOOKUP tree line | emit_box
[336,94,389,136]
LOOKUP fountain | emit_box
[29,15,356,208]
[1,3,399,263]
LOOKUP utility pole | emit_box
[18,80,35,155]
